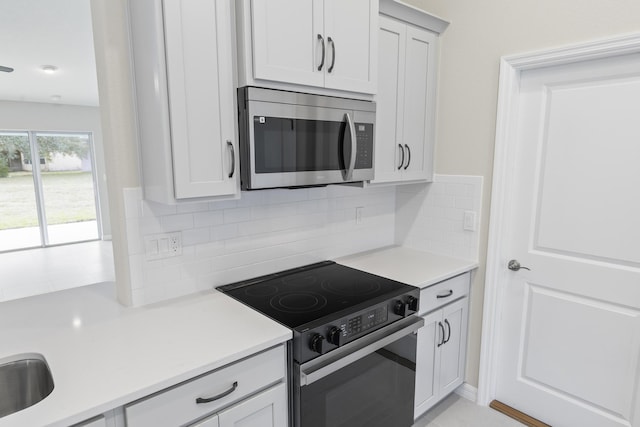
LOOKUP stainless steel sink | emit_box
[0,353,54,418]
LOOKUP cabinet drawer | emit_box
[419,273,470,315]
[125,346,285,427]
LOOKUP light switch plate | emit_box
[463,211,477,231]
[144,232,182,260]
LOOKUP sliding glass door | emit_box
[0,131,101,252]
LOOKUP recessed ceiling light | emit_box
[51,95,62,101]
[41,65,58,74]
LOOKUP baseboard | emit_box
[454,382,478,402]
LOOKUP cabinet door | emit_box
[163,0,238,199]
[372,15,405,183]
[218,383,287,427]
[323,0,378,94]
[401,26,437,182]
[190,414,220,427]
[251,0,324,88]
[414,310,443,418]
[438,297,468,397]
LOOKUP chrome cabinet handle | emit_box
[397,144,404,170]
[443,319,451,344]
[436,290,453,299]
[328,37,336,73]
[196,381,238,404]
[404,144,411,170]
[342,113,356,181]
[437,322,445,347]
[227,140,235,178]
[508,259,531,271]
[317,34,325,71]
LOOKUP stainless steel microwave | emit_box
[238,87,375,190]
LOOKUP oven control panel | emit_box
[298,290,420,362]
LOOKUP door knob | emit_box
[508,259,530,271]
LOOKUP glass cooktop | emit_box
[217,261,415,329]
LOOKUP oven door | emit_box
[294,316,424,427]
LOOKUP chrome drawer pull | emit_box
[436,290,453,299]
[195,381,238,404]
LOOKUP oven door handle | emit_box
[342,113,357,182]
[299,316,424,386]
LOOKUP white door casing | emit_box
[479,34,640,427]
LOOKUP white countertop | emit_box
[0,283,291,427]
[0,246,474,427]
[336,246,478,288]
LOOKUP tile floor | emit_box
[413,394,523,427]
[0,240,115,302]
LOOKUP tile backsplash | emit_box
[123,175,482,306]
[395,175,483,261]
[124,185,396,306]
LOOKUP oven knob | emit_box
[394,300,410,317]
[328,327,343,346]
[310,334,326,354]
[407,296,419,312]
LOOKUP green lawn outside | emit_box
[0,171,96,230]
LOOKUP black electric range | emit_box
[217,261,420,364]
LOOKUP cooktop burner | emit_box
[218,261,413,329]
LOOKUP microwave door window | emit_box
[253,117,345,173]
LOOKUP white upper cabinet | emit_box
[238,0,378,95]
[129,0,239,203]
[371,1,448,185]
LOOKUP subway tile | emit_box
[223,207,252,223]
[193,211,224,228]
[182,227,211,246]
[143,200,176,217]
[211,223,239,241]
[161,213,194,232]
[455,197,474,210]
[177,201,210,214]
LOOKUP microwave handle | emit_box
[343,113,357,181]
[299,316,424,386]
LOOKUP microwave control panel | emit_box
[355,123,374,169]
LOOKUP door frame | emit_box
[477,32,640,406]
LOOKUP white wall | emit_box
[404,0,640,388]
[0,100,111,237]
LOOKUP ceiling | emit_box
[0,0,99,107]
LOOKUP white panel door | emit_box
[495,52,640,427]
[251,0,324,88]
[323,0,377,94]
[218,383,287,427]
[401,26,436,182]
[163,0,237,199]
[373,16,405,183]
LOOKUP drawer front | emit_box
[125,346,285,427]
[419,272,470,315]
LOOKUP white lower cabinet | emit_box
[415,273,470,419]
[192,383,287,427]
[125,346,287,427]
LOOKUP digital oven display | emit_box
[347,306,388,335]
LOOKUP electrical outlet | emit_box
[144,232,182,260]
[169,233,182,256]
